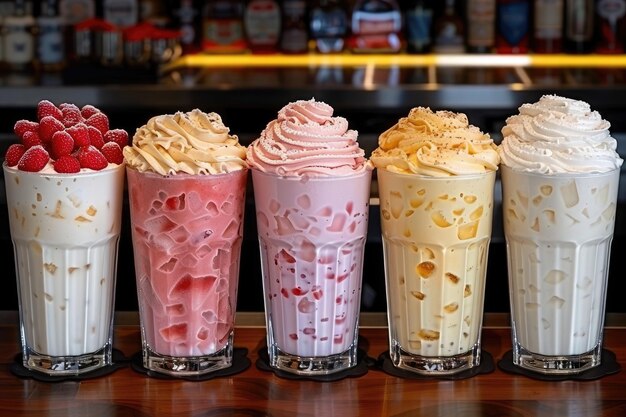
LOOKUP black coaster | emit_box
[130,348,251,381]
[497,349,621,381]
[9,349,128,382]
[375,350,495,380]
[256,347,372,382]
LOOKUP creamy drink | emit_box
[247,99,372,375]
[4,100,127,375]
[499,95,623,374]
[371,107,500,375]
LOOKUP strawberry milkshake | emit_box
[247,99,372,375]
[124,109,247,376]
[3,100,126,375]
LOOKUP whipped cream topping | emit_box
[123,109,247,175]
[498,95,623,174]
[371,107,500,176]
[246,99,369,177]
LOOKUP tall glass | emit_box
[378,169,496,375]
[252,170,372,375]
[4,163,125,375]
[127,167,247,377]
[502,165,620,374]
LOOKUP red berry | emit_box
[103,129,128,148]
[77,145,108,170]
[39,116,65,143]
[87,125,105,149]
[14,120,39,138]
[17,145,49,172]
[65,123,90,148]
[5,144,26,166]
[62,106,84,128]
[59,103,80,111]
[81,105,101,119]
[85,113,109,135]
[100,142,123,164]
[53,155,81,173]
[37,100,63,121]
[51,130,75,158]
[22,131,42,148]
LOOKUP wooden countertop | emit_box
[0,319,625,417]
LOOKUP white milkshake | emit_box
[499,95,623,374]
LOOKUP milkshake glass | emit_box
[247,99,372,375]
[371,107,500,375]
[124,109,248,376]
[499,95,623,374]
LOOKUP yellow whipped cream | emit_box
[124,109,247,175]
[371,107,500,176]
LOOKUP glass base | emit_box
[268,344,357,376]
[23,343,112,376]
[512,342,602,375]
[143,333,233,377]
[390,341,481,375]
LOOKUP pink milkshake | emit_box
[124,109,247,376]
[247,99,372,375]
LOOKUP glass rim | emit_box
[3,161,124,179]
[377,167,496,181]
[126,165,248,179]
[250,167,372,181]
[500,164,621,179]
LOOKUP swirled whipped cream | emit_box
[123,109,247,175]
[371,107,499,176]
[498,95,623,174]
[246,99,369,177]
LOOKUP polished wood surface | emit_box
[0,323,625,417]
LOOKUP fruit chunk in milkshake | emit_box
[247,99,372,375]
[124,109,248,376]
[371,107,500,375]
[4,100,127,375]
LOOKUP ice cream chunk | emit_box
[498,95,623,174]
[123,109,247,175]
[371,107,500,177]
[246,98,369,176]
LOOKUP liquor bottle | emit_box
[533,0,564,52]
[595,0,626,53]
[404,0,434,53]
[467,0,496,53]
[202,0,246,53]
[280,0,308,53]
[37,0,65,71]
[243,0,281,53]
[103,0,139,28]
[350,0,402,53]
[172,0,201,54]
[3,0,35,71]
[59,0,95,25]
[564,0,594,53]
[309,0,348,53]
[432,0,465,53]
[496,0,530,53]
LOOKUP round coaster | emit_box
[375,350,495,380]
[130,348,251,381]
[256,348,371,382]
[10,349,128,382]
[497,349,621,381]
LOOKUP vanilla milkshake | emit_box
[247,99,372,375]
[499,95,623,374]
[371,107,500,375]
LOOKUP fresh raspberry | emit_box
[38,116,65,143]
[85,113,109,135]
[21,130,42,148]
[61,106,84,128]
[100,142,123,164]
[59,103,80,111]
[87,125,105,149]
[81,104,101,119]
[53,155,81,173]
[14,120,39,138]
[17,145,49,172]
[77,145,108,170]
[5,144,26,166]
[65,123,90,148]
[51,130,75,158]
[103,129,129,148]
[37,100,63,121]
